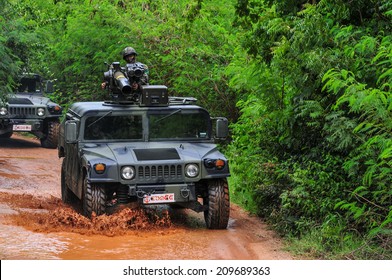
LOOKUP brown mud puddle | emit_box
[0,192,292,260]
[0,192,237,260]
[0,192,206,259]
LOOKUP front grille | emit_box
[9,106,36,117]
[138,165,183,181]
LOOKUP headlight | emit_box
[37,108,45,116]
[0,107,7,116]
[185,164,199,178]
[121,166,135,180]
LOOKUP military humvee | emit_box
[58,85,231,229]
[0,73,62,148]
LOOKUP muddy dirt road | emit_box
[0,134,293,260]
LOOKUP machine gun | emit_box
[103,62,147,102]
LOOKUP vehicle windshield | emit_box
[84,110,211,141]
[148,110,210,140]
[17,77,42,93]
[84,114,143,140]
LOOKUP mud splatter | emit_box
[0,192,172,237]
[0,192,61,210]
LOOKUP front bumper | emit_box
[129,183,197,204]
[0,118,43,133]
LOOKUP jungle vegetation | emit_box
[1,0,391,259]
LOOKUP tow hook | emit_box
[136,190,146,199]
[180,187,190,198]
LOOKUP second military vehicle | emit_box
[0,73,62,148]
[58,62,231,229]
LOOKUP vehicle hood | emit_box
[81,142,225,165]
[7,93,54,106]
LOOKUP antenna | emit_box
[168,96,197,105]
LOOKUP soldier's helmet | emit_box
[122,47,138,60]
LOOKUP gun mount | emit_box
[103,62,149,103]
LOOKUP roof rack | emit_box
[168,96,198,105]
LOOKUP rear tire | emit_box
[203,179,230,229]
[83,176,107,218]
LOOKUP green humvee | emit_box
[58,85,231,229]
[0,73,62,148]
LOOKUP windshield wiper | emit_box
[154,109,182,123]
[87,110,112,128]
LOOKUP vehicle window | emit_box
[17,77,41,93]
[85,115,143,140]
[149,110,210,140]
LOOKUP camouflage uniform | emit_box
[122,47,149,85]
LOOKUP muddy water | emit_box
[0,134,292,260]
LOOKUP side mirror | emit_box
[215,117,229,139]
[45,80,54,93]
[65,121,78,143]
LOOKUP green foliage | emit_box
[228,0,392,259]
[7,0,239,118]
[4,0,392,259]
[227,92,284,214]
[323,45,392,240]
[0,0,26,98]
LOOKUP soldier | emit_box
[122,46,149,90]
[101,47,149,90]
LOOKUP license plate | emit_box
[13,125,32,131]
[143,193,175,204]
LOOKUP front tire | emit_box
[61,160,72,204]
[41,120,60,148]
[83,176,107,218]
[203,179,230,229]
[0,131,13,138]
